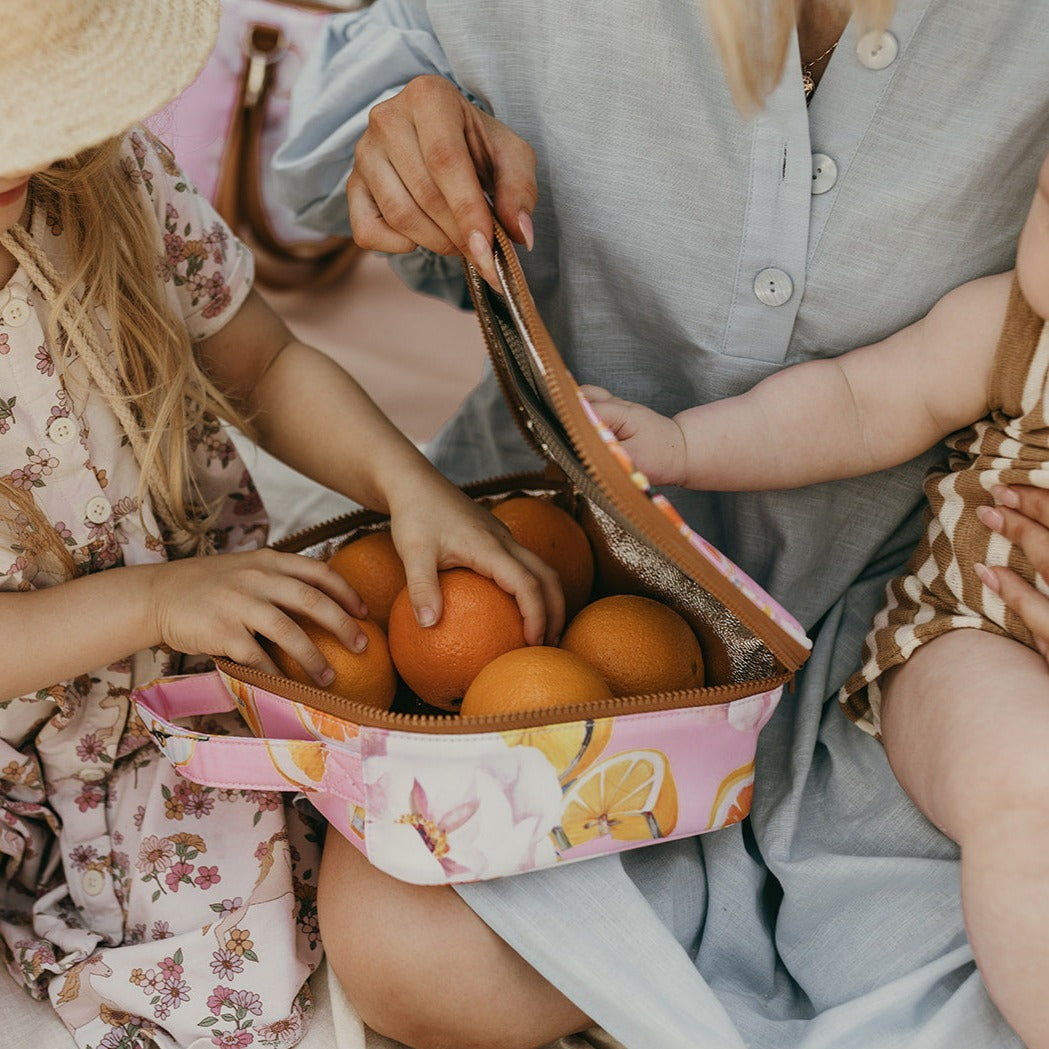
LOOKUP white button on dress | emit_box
[1,295,30,327]
[754,268,794,307]
[81,869,106,897]
[855,30,899,70]
[47,417,77,445]
[811,153,838,195]
[84,495,113,524]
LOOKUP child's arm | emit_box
[197,291,562,641]
[585,271,1011,491]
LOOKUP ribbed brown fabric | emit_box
[841,276,1049,736]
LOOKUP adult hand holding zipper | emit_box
[345,74,537,286]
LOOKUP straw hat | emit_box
[0,0,220,175]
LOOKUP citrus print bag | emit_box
[133,229,813,885]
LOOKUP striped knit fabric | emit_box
[841,276,1049,736]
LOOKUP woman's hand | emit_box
[149,548,369,686]
[975,484,1049,655]
[346,74,538,284]
[581,385,689,487]
[384,471,564,647]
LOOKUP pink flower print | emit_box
[34,344,53,376]
[208,986,236,1017]
[140,968,165,995]
[8,467,36,490]
[74,781,105,812]
[130,132,147,163]
[136,835,176,874]
[75,731,106,763]
[209,948,244,979]
[164,859,195,892]
[157,955,184,979]
[133,804,146,831]
[159,977,191,1011]
[255,1015,302,1044]
[195,864,221,889]
[68,844,99,870]
[218,896,243,916]
[212,1032,254,1048]
[204,224,230,263]
[165,202,178,228]
[28,448,58,478]
[152,920,172,940]
[202,272,232,318]
[164,231,185,268]
[229,989,264,1016]
[0,333,8,355]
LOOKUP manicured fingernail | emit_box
[351,633,368,653]
[976,504,1004,531]
[468,230,497,282]
[992,484,1019,508]
[974,562,999,592]
[416,606,436,628]
[318,666,335,685]
[518,210,534,251]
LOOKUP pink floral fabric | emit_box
[0,131,322,1048]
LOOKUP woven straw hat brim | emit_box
[1,0,220,176]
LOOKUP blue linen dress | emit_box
[273,3,1049,1045]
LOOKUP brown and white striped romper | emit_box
[841,277,1049,737]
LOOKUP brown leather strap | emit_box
[213,20,361,288]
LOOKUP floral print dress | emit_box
[0,131,322,1049]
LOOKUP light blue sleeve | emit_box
[274,0,460,238]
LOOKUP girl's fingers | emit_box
[487,544,563,647]
[345,173,420,254]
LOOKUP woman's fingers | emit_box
[348,76,538,282]
[975,484,1049,654]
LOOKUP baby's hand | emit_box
[149,548,369,686]
[581,385,689,487]
[384,474,564,646]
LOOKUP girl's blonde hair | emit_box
[5,135,256,563]
[706,0,896,113]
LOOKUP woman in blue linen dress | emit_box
[273,2,1049,1046]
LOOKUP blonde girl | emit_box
[0,2,561,1046]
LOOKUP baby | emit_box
[583,148,1049,1049]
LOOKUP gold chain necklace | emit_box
[802,40,838,101]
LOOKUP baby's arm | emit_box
[587,271,1010,491]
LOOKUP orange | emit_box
[327,530,407,630]
[387,568,527,711]
[491,496,595,617]
[460,646,612,717]
[272,615,396,711]
[559,594,704,697]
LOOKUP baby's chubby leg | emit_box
[880,628,1049,1049]
[317,831,591,1049]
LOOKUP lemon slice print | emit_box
[502,718,612,786]
[552,749,678,850]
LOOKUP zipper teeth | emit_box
[474,231,807,671]
[215,657,790,734]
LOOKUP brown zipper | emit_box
[214,655,792,736]
[462,228,810,672]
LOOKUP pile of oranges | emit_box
[269,495,706,717]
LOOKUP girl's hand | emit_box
[346,74,538,284]
[974,484,1049,656]
[149,548,369,686]
[385,473,564,646]
[581,385,689,487]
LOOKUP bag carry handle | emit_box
[213,21,362,289]
[133,671,360,799]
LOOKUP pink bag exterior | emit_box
[133,669,781,886]
[147,0,340,246]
